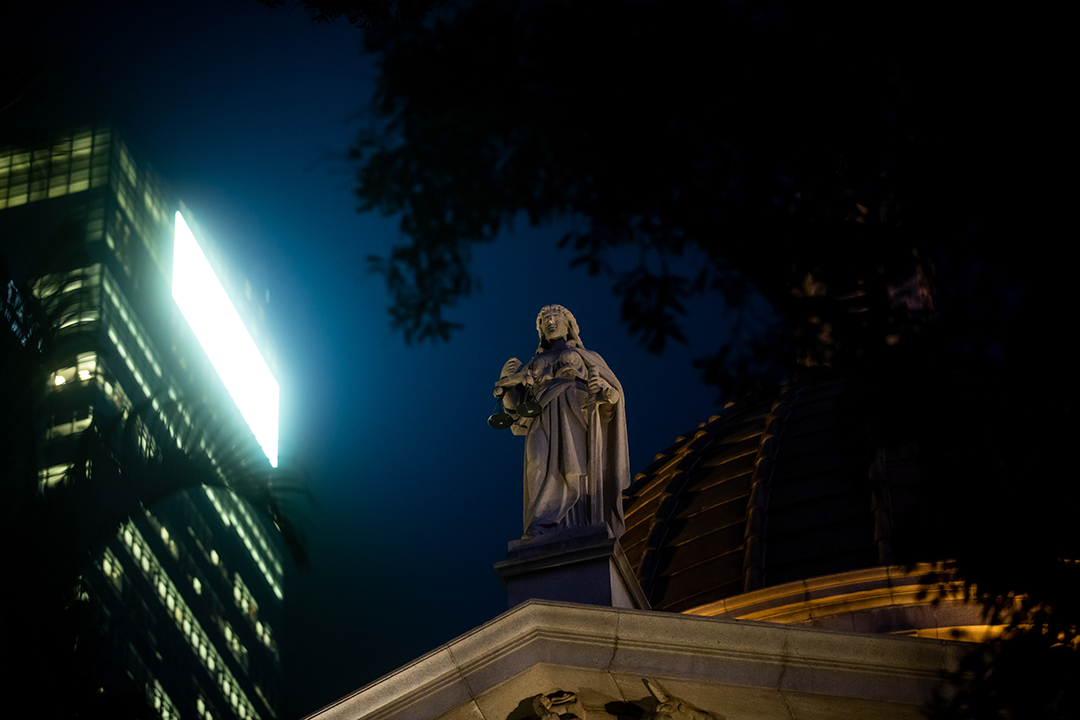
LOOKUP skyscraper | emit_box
[1,127,284,720]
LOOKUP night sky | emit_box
[5,2,732,716]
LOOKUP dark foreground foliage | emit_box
[266,0,1073,716]
[333,0,1061,390]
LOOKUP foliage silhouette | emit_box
[299,0,1060,397]
[257,0,440,28]
[264,0,1073,716]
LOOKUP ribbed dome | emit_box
[622,368,924,615]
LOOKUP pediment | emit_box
[305,601,965,720]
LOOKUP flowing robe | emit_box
[506,346,630,538]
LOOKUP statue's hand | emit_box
[588,371,609,395]
[588,371,618,404]
[501,357,522,378]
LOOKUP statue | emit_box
[493,305,630,540]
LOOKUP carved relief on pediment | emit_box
[530,691,586,720]
[640,679,723,720]
[516,680,723,720]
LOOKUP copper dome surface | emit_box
[622,368,924,614]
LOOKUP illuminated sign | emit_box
[172,211,279,467]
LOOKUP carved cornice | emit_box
[304,600,967,720]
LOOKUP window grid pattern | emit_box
[220,617,250,672]
[196,693,219,720]
[0,129,110,209]
[148,678,180,720]
[32,264,102,337]
[45,405,93,440]
[103,271,164,380]
[38,462,74,491]
[119,520,261,720]
[102,268,281,591]
[234,573,278,660]
[101,546,124,593]
[6,128,282,718]
[111,139,170,276]
[205,488,284,601]
[48,351,98,390]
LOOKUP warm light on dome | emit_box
[171,211,279,467]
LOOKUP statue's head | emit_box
[536,305,582,350]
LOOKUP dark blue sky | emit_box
[6,2,737,716]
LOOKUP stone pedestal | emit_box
[494,524,651,610]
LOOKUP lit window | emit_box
[54,375,66,386]
[45,411,92,439]
[76,352,97,379]
[37,464,69,487]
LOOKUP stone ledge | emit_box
[304,600,967,720]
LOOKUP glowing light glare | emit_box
[172,212,279,466]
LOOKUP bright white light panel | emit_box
[172,211,279,467]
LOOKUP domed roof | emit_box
[622,368,924,615]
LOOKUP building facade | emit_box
[0,127,284,720]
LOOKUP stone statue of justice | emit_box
[490,305,630,541]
